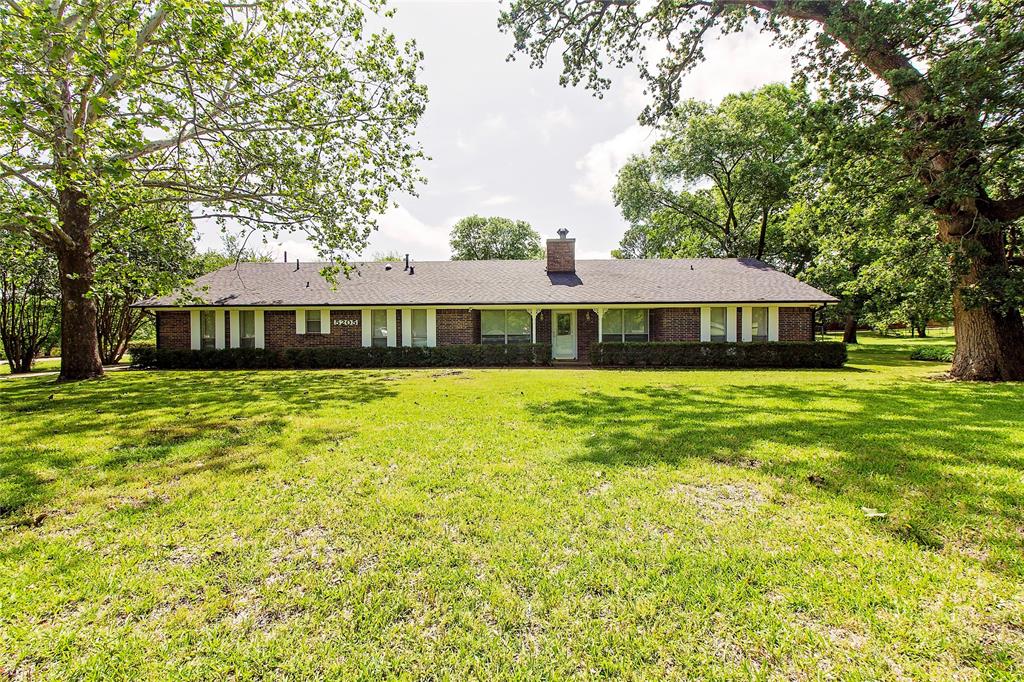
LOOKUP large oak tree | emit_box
[1,0,426,379]
[501,0,1024,380]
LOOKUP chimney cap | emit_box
[556,228,569,239]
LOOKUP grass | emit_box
[0,357,61,376]
[2,331,1022,679]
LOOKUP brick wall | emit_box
[546,238,575,273]
[264,309,362,350]
[156,311,191,350]
[577,309,598,363]
[535,310,551,344]
[650,307,700,341]
[436,309,479,345]
[779,307,814,342]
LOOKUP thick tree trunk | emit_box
[55,190,103,381]
[915,322,927,338]
[940,212,1024,381]
[842,314,858,344]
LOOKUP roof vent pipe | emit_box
[294,259,300,272]
[409,265,415,275]
[284,251,288,263]
[404,254,410,271]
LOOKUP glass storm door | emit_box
[552,311,576,359]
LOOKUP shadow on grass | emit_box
[528,380,1023,564]
[0,370,398,519]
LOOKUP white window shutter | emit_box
[229,310,240,348]
[386,309,397,347]
[321,308,331,334]
[295,309,304,334]
[190,310,201,350]
[214,310,226,349]
[741,306,752,343]
[768,306,780,342]
[401,309,412,347]
[361,309,372,347]
[726,306,737,343]
[699,307,711,342]
[254,310,265,348]
[426,309,437,347]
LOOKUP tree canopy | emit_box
[501,0,1024,379]
[450,216,544,260]
[1,0,426,378]
[614,84,804,265]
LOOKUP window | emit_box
[481,309,533,344]
[305,309,321,334]
[710,307,727,342]
[750,307,768,342]
[239,311,256,348]
[200,310,216,350]
[411,309,428,347]
[371,309,388,347]
[601,309,648,342]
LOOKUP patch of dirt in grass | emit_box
[668,482,766,518]
[794,612,869,650]
[586,481,611,496]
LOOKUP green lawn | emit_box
[2,333,1023,679]
[0,357,61,376]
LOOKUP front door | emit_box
[552,310,576,360]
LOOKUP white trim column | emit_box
[768,306,780,342]
[213,310,226,349]
[741,306,752,343]
[595,307,605,341]
[529,308,539,343]
[190,310,201,350]
[229,310,240,348]
[401,309,412,347]
[426,309,437,347]
[295,309,305,335]
[726,306,737,343]
[699,307,711,342]
[361,309,372,347]
[254,310,265,349]
[321,308,331,335]
[386,309,397,347]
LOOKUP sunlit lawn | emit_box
[2,331,1022,679]
[0,357,61,376]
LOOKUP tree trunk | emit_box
[55,189,103,381]
[915,322,927,338]
[842,314,858,344]
[756,206,768,261]
[940,212,1024,381]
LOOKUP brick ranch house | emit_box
[141,231,837,364]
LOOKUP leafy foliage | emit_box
[129,343,553,369]
[450,216,544,260]
[1,0,427,377]
[592,341,847,368]
[500,0,1024,379]
[910,346,954,362]
[614,85,805,266]
[0,232,60,373]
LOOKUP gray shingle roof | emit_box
[139,258,838,307]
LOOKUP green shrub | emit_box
[129,343,552,370]
[909,346,954,362]
[591,341,847,368]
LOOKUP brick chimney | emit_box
[546,228,575,273]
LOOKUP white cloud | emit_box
[534,106,576,141]
[366,204,451,260]
[479,194,516,207]
[480,113,508,133]
[572,124,656,202]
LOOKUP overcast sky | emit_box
[197,1,794,262]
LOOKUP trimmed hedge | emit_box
[129,343,552,370]
[909,346,954,362]
[591,341,847,368]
